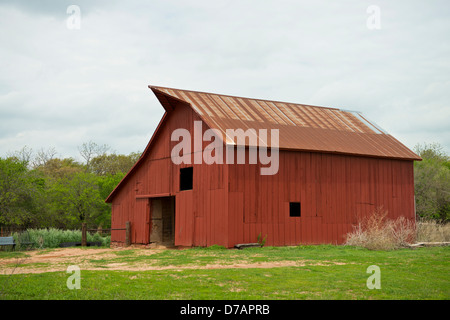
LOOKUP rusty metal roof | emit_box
[150,85,421,161]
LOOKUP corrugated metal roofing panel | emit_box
[149,85,421,161]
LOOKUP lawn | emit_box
[0,245,448,300]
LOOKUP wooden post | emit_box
[125,221,131,247]
[81,223,87,247]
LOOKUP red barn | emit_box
[105,85,421,247]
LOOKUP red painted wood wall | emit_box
[110,102,415,247]
[227,151,415,246]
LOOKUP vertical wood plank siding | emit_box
[227,151,415,246]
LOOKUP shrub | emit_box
[415,220,450,242]
[345,207,416,250]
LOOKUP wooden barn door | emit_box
[149,197,175,245]
[174,192,194,246]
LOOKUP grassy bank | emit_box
[0,245,448,300]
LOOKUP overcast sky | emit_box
[0,0,449,162]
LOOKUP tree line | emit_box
[0,141,448,230]
[0,141,140,229]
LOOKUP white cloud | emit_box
[0,0,449,160]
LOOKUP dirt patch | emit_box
[0,247,348,275]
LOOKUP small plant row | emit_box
[11,228,110,250]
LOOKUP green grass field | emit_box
[0,245,448,300]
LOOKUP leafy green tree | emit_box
[46,171,104,229]
[414,143,450,221]
[41,158,125,229]
[2,143,139,230]
[96,172,126,228]
[97,172,126,200]
[0,157,45,227]
[35,157,85,179]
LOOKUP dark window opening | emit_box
[180,167,193,191]
[289,202,301,217]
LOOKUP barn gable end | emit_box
[107,94,229,246]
